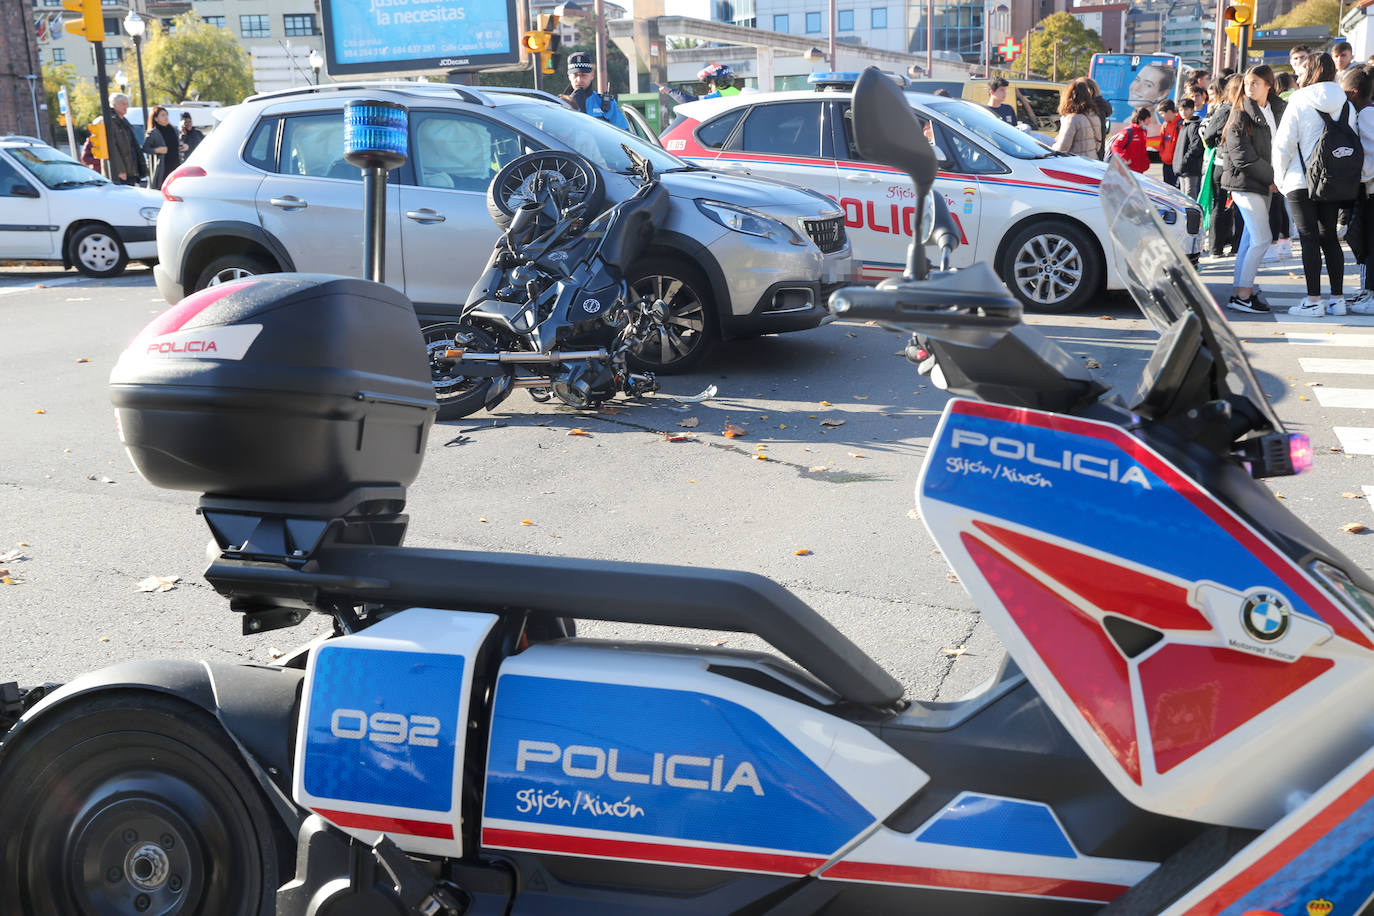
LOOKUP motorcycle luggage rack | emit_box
[200,487,906,710]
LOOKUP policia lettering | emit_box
[516,739,766,795]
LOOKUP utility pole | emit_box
[926,0,933,75]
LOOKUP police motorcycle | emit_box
[3,67,1374,915]
[422,148,669,421]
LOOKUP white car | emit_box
[661,88,1202,313]
[0,139,161,278]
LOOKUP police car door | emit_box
[712,100,840,205]
[833,99,980,282]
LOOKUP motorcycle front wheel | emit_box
[424,322,505,421]
[0,693,281,916]
[487,151,605,230]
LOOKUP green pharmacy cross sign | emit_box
[998,37,1021,62]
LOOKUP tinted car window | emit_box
[243,117,277,171]
[696,108,744,149]
[738,102,822,158]
[838,103,955,169]
[0,154,35,195]
[411,111,526,192]
[926,99,1049,160]
[1017,88,1063,128]
[279,113,357,180]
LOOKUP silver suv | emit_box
[153,82,852,372]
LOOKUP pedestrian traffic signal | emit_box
[1223,0,1254,28]
[62,0,105,42]
[87,122,108,159]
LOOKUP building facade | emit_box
[4,0,48,140]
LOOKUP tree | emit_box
[140,14,254,106]
[41,62,101,142]
[1259,0,1340,33]
[1026,12,1104,82]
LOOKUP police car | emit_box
[659,74,1202,313]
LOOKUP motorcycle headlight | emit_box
[696,200,804,244]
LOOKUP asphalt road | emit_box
[2,258,1373,704]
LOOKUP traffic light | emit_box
[1226,23,1243,46]
[521,13,561,75]
[62,0,105,42]
[1223,0,1254,29]
[87,122,108,160]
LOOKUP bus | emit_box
[1088,53,1184,152]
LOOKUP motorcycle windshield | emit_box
[1099,157,1283,433]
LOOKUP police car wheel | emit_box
[625,257,717,374]
[487,151,605,231]
[0,693,280,916]
[999,219,1102,314]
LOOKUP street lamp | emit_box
[123,10,148,117]
[804,46,826,71]
[114,69,128,93]
[309,48,323,85]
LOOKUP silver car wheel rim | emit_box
[1012,232,1083,305]
[77,233,119,272]
[207,267,256,286]
[630,275,706,364]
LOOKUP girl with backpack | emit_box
[1220,67,1277,313]
[1272,52,1361,316]
[1340,65,1374,313]
[1109,107,1152,172]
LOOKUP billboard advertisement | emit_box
[320,0,521,75]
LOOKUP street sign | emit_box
[998,37,1021,63]
[57,86,68,115]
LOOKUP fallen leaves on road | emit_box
[808,465,827,473]
[33,409,46,415]
[1,575,17,586]
[0,549,25,563]
[754,454,767,461]
[1084,357,1102,369]
[678,417,699,428]
[1331,446,1344,453]
[1342,492,1364,499]
[907,509,921,520]
[1341,522,1368,534]
[136,575,181,593]
[75,357,90,364]
[520,520,535,526]
[819,418,845,428]
[85,474,116,484]
[723,424,747,438]
[942,646,968,657]
[268,647,284,660]
[794,548,812,556]
[819,400,833,407]
[567,428,591,437]
[664,432,693,442]
[1098,315,1114,320]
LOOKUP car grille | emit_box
[1185,208,1202,235]
[802,216,847,253]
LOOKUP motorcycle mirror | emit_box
[851,67,936,279]
[926,192,959,252]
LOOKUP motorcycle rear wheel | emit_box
[424,322,505,421]
[487,151,605,230]
[0,693,280,916]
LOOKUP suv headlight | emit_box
[696,200,804,245]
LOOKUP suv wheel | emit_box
[67,224,128,278]
[195,253,273,292]
[999,219,1102,314]
[626,257,718,374]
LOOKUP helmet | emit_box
[567,52,594,74]
[698,63,734,84]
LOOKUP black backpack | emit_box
[1301,101,1363,202]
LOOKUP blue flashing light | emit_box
[343,100,409,171]
[808,71,910,91]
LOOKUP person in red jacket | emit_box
[1110,107,1153,173]
[1157,99,1181,186]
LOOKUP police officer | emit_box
[655,63,740,103]
[561,52,629,129]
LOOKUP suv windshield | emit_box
[507,103,684,174]
[923,98,1052,160]
[7,144,108,188]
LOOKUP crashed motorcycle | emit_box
[423,149,670,421]
[3,67,1373,915]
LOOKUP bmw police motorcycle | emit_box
[2,69,1373,914]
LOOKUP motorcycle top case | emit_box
[109,274,435,501]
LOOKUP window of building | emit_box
[51,47,66,64]
[283,13,318,36]
[101,46,123,66]
[203,15,225,28]
[739,102,822,158]
[871,7,887,28]
[773,13,789,31]
[240,14,269,38]
[42,0,62,7]
[805,10,820,32]
[837,9,853,30]
[103,16,119,33]
[911,0,985,58]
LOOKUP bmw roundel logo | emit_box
[582,297,601,313]
[1242,592,1290,642]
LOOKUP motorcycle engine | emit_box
[552,359,616,408]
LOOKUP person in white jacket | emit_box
[1272,52,1359,317]
[1343,66,1374,313]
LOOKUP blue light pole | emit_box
[343,100,408,283]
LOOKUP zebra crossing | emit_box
[1285,332,1374,512]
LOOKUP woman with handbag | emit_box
[142,106,184,191]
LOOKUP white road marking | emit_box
[1286,332,1374,347]
[0,277,83,298]
[1312,388,1374,409]
[1334,428,1374,455]
[1298,358,1374,375]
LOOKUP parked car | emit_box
[0,139,160,278]
[660,84,1202,313]
[153,82,851,372]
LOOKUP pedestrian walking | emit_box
[142,106,183,191]
[79,136,100,172]
[1174,97,1205,198]
[1109,107,1152,172]
[1341,65,1374,312]
[1201,76,1240,256]
[1272,52,1361,317]
[179,113,204,156]
[1051,78,1103,159]
[1220,67,1277,313]
[1248,66,1291,261]
[104,92,147,187]
[1158,99,1182,186]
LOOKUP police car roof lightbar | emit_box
[808,71,911,91]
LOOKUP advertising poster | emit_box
[321,0,520,75]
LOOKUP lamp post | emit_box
[123,10,147,116]
[309,48,323,85]
[23,75,40,140]
[115,69,128,94]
